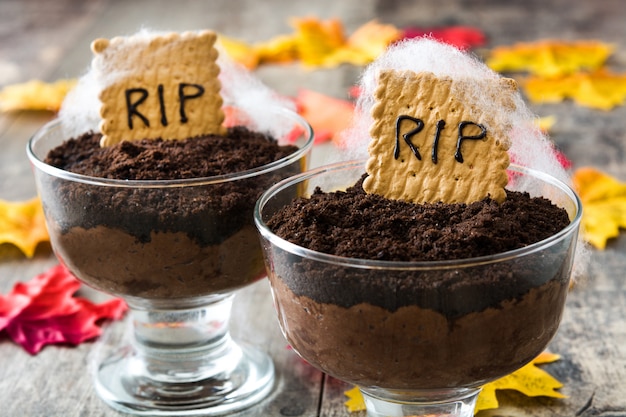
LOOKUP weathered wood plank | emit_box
[0,0,625,416]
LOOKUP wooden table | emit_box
[1,0,625,416]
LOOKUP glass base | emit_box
[91,295,274,416]
[360,387,480,417]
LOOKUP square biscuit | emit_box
[92,31,225,147]
[363,70,515,204]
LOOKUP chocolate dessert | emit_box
[261,172,576,389]
[40,127,300,299]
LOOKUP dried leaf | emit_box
[254,34,300,65]
[401,26,486,50]
[0,79,76,112]
[524,70,626,110]
[487,40,614,77]
[475,352,565,413]
[340,20,402,65]
[0,197,49,258]
[290,17,347,67]
[572,167,626,249]
[295,89,355,144]
[0,264,127,354]
[240,18,402,68]
[344,386,366,413]
[218,36,260,69]
[344,352,565,415]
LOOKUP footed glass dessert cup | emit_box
[27,108,313,416]
[255,160,582,417]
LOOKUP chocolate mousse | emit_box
[265,175,574,388]
[42,127,299,299]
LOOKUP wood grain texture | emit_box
[0,0,625,416]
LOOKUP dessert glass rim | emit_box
[26,106,314,189]
[254,159,583,271]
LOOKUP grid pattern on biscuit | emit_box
[363,70,510,204]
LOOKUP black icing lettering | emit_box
[431,119,446,164]
[125,88,150,129]
[157,84,168,127]
[179,83,205,123]
[455,121,487,163]
[395,115,424,160]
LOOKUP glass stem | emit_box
[360,387,481,417]
[127,294,240,383]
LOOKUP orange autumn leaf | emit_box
[295,89,355,144]
[0,79,76,112]
[572,167,626,249]
[0,197,49,258]
[344,352,565,415]
[487,40,614,77]
[523,70,626,110]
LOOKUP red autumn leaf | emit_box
[0,264,127,354]
[294,89,355,144]
[400,26,486,50]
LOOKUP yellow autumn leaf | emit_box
[487,40,614,77]
[290,16,347,67]
[523,70,626,110]
[254,34,300,65]
[572,167,626,249]
[344,386,365,413]
[234,17,401,69]
[217,36,260,69]
[0,197,49,258]
[344,352,565,415]
[0,79,76,112]
[475,352,565,414]
[335,20,402,65]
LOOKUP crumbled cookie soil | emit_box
[44,127,299,245]
[268,175,570,262]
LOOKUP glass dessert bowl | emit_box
[27,107,313,416]
[254,159,582,417]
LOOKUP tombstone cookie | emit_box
[92,30,225,147]
[363,70,517,204]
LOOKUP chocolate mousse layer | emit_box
[266,175,574,388]
[42,128,299,299]
[267,176,571,315]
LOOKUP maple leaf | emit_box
[0,197,50,258]
[343,352,565,415]
[254,34,300,65]
[344,386,365,413]
[294,89,355,144]
[401,26,486,50]
[218,36,260,69]
[0,264,127,354]
[475,352,565,413]
[290,16,347,67]
[523,70,626,110]
[486,40,614,77]
[0,79,76,112]
[248,17,402,68]
[572,167,626,249]
[337,20,402,65]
